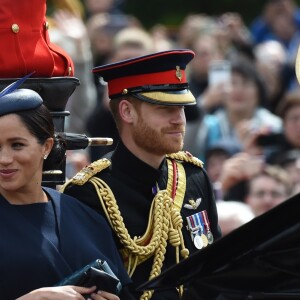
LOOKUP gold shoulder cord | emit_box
[61,158,111,188]
[64,154,200,300]
[166,151,204,168]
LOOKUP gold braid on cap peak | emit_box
[167,151,204,168]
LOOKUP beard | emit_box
[132,116,185,155]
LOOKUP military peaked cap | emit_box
[93,49,196,106]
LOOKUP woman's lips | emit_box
[0,169,17,178]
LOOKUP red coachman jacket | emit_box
[0,0,74,78]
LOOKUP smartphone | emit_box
[256,133,284,147]
[208,60,231,87]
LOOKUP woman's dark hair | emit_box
[16,104,67,169]
[231,57,268,107]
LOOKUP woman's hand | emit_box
[89,290,120,300]
[199,83,229,112]
[16,285,119,300]
[220,152,264,193]
[236,120,268,156]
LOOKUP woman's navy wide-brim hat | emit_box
[93,49,196,106]
[0,74,43,116]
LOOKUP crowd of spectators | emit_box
[47,0,300,235]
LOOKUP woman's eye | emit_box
[12,143,24,149]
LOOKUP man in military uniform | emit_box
[62,49,221,300]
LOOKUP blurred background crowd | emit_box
[46,0,300,235]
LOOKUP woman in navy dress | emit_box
[0,79,134,300]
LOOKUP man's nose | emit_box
[172,107,186,124]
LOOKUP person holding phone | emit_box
[0,78,134,300]
[183,34,230,159]
[191,56,283,161]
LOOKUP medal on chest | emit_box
[201,210,214,244]
[186,210,213,249]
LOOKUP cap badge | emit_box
[176,66,182,82]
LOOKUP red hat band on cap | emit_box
[108,68,187,97]
[93,49,196,105]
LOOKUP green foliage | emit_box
[124,0,300,29]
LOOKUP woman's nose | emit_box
[0,148,13,164]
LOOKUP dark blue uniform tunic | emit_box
[63,141,221,299]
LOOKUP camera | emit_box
[256,133,284,147]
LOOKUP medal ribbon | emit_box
[187,215,198,233]
[201,210,214,244]
[186,213,203,234]
[194,212,203,234]
[198,213,206,235]
[200,210,211,232]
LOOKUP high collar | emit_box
[111,140,166,187]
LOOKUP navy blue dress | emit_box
[0,187,132,300]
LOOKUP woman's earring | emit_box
[44,154,48,160]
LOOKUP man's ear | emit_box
[119,99,137,124]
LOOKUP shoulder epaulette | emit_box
[71,158,111,186]
[167,151,204,168]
